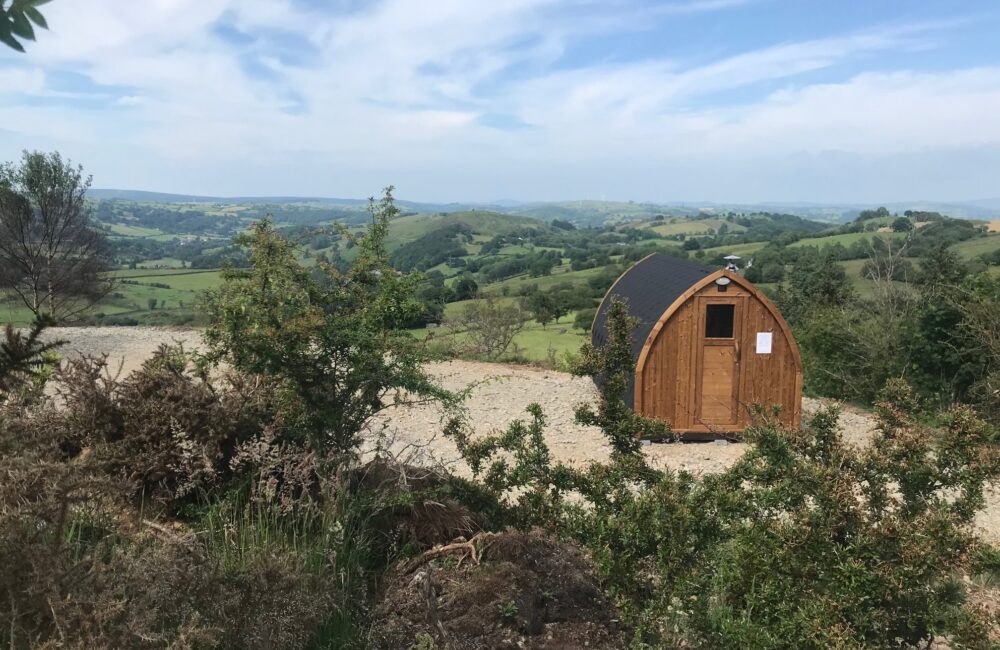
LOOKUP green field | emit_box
[415,306,588,365]
[514,200,697,226]
[106,223,165,237]
[484,264,609,296]
[113,269,222,289]
[703,232,911,272]
[386,211,542,251]
[950,233,1000,259]
[637,217,747,237]
[136,257,186,268]
[838,259,876,298]
[789,231,905,249]
[702,241,768,258]
[0,269,230,325]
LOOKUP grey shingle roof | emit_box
[591,253,717,406]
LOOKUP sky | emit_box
[1,0,999,204]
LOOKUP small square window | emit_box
[705,304,734,338]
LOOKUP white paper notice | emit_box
[756,332,773,354]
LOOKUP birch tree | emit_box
[0,151,113,321]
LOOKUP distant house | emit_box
[591,253,802,439]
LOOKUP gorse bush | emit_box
[1,190,473,648]
[446,302,1000,648]
[445,299,669,528]
[636,395,999,648]
[0,348,356,649]
[49,345,264,506]
[203,187,454,453]
[0,316,62,399]
[0,341,472,649]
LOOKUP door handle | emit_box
[734,341,740,365]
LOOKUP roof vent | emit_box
[723,255,741,272]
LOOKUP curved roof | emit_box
[591,253,717,403]
[592,253,717,355]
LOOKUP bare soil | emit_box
[372,530,625,649]
[46,326,1000,542]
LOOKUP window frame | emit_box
[704,302,736,339]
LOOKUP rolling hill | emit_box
[90,189,1000,227]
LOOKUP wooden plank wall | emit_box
[636,280,800,433]
[738,291,799,428]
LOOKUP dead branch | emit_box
[401,531,499,574]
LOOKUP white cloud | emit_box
[0,68,46,94]
[0,1,997,202]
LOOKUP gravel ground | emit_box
[45,326,1000,542]
[47,326,204,376]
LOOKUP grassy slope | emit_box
[106,223,166,237]
[632,217,748,237]
[951,233,1000,259]
[484,264,609,296]
[386,211,543,251]
[788,231,906,248]
[513,200,685,225]
[414,303,588,365]
[702,241,768,257]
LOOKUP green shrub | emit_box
[573,306,596,330]
[447,302,1000,648]
[0,316,62,399]
[203,188,453,453]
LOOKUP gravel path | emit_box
[45,326,1000,542]
[47,327,204,376]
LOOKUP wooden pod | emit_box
[591,253,802,439]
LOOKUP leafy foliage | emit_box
[0,0,49,52]
[444,294,528,359]
[389,222,470,271]
[776,251,855,327]
[203,187,453,453]
[445,299,668,527]
[447,302,1000,647]
[0,151,114,321]
[781,233,1000,414]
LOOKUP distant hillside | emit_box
[383,210,545,253]
[89,188,1000,227]
[966,197,1000,211]
[89,188,373,207]
[627,211,827,240]
[88,188,504,215]
[506,200,702,226]
[681,201,1000,224]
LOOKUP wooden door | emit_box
[695,297,743,429]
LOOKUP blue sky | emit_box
[1,0,998,203]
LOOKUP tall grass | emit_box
[194,481,383,648]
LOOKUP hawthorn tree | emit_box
[449,294,528,359]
